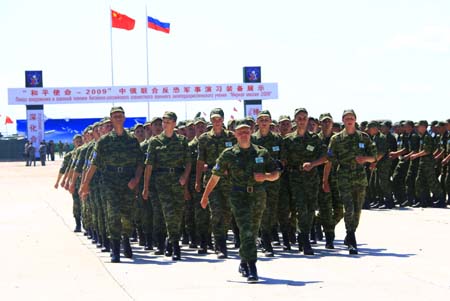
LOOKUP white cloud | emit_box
[387,25,450,52]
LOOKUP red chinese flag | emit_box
[233,107,238,112]
[5,116,13,125]
[111,10,135,30]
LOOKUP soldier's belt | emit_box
[232,185,265,193]
[154,167,184,174]
[288,165,305,172]
[104,165,135,174]
[338,163,359,171]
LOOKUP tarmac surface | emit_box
[1,158,450,300]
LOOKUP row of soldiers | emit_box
[54,106,449,282]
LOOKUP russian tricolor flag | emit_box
[147,16,170,34]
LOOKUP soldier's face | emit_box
[134,127,145,140]
[320,118,332,132]
[195,123,207,136]
[162,118,176,131]
[235,127,251,143]
[186,125,196,139]
[295,112,308,130]
[74,138,82,147]
[211,117,223,129]
[110,112,125,128]
[279,120,292,135]
[417,125,427,135]
[257,116,271,131]
[144,125,152,138]
[342,114,356,128]
[152,120,163,135]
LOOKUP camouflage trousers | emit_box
[154,173,184,243]
[260,180,280,237]
[72,189,81,220]
[289,171,319,234]
[406,160,419,201]
[416,158,444,199]
[278,173,296,235]
[92,183,106,236]
[208,182,232,245]
[392,159,409,203]
[230,190,266,262]
[368,161,392,201]
[330,173,344,226]
[102,176,134,240]
[188,176,210,243]
[150,181,166,241]
[337,174,366,232]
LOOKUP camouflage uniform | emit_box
[251,129,282,254]
[406,132,420,204]
[91,130,143,241]
[61,150,81,222]
[139,138,153,248]
[212,143,276,262]
[281,130,326,253]
[145,132,191,244]
[328,128,376,238]
[392,131,410,205]
[197,128,236,252]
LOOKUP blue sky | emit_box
[1,0,449,133]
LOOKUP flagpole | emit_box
[145,5,150,120]
[109,6,115,106]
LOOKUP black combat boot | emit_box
[400,199,411,207]
[309,226,317,245]
[96,233,103,248]
[247,260,259,283]
[87,228,93,239]
[122,236,133,259]
[433,196,447,208]
[92,230,98,244]
[154,234,165,255]
[130,228,138,242]
[262,233,274,257]
[281,232,291,251]
[197,235,208,254]
[111,239,121,263]
[144,233,153,251]
[347,231,358,255]
[74,217,82,232]
[138,226,145,247]
[172,240,181,261]
[297,233,303,252]
[164,238,173,257]
[101,235,110,253]
[301,233,314,255]
[217,238,227,259]
[238,261,249,277]
[272,226,281,246]
[315,222,324,241]
[325,232,335,249]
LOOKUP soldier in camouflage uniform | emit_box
[54,134,83,232]
[442,122,450,205]
[406,123,421,207]
[432,121,448,206]
[142,111,192,261]
[195,108,236,259]
[410,120,446,208]
[281,108,327,255]
[367,121,394,209]
[325,109,376,255]
[80,106,144,263]
[187,117,210,254]
[201,119,279,282]
[251,110,283,257]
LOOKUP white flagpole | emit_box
[145,5,150,120]
[109,6,115,106]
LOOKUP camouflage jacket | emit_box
[59,150,73,174]
[251,130,283,161]
[145,132,190,170]
[197,129,237,167]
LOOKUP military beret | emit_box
[278,115,291,122]
[342,109,356,118]
[110,106,125,115]
[319,113,333,122]
[294,108,308,117]
[210,108,224,119]
[235,119,251,130]
[257,110,271,119]
[163,111,177,121]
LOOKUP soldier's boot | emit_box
[188,233,198,249]
[130,228,138,242]
[309,226,317,245]
[74,217,82,233]
[301,233,314,255]
[315,223,324,241]
[101,235,110,253]
[154,235,165,255]
[172,241,181,261]
[272,226,281,246]
[289,227,297,245]
[247,260,259,283]
[87,228,93,239]
[197,238,208,255]
[144,233,153,251]
[281,232,291,251]
[297,233,303,252]
[111,239,121,263]
[207,234,214,250]
[96,233,103,248]
[325,232,335,249]
[238,260,249,277]
[433,196,447,208]
[91,230,98,244]
[122,236,133,259]
[344,233,349,246]
[412,196,426,208]
[386,197,395,209]
[400,199,411,207]
[217,238,228,259]
[138,226,145,247]
[181,228,189,245]
[164,238,173,257]
[262,233,274,257]
[347,231,358,255]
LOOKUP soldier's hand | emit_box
[200,195,209,209]
[202,164,208,172]
[142,188,149,201]
[369,162,377,170]
[355,156,368,165]
[184,188,192,201]
[179,175,187,186]
[60,180,65,188]
[54,182,59,189]
[79,183,90,198]
[303,162,313,172]
[69,183,76,194]
[322,180,330,193]
[64,181,70,191]
[195,181,202,193]
[253,173,266,183]
[410,154,417,161]
[442,157,449,166]
[128,177,139,190]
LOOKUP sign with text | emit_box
[8,83,278,105]
[27,107,45,157]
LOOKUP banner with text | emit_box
[8,83,278,105]
[27,108,45,157]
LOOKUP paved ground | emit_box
[1,159,450,301]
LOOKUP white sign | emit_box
[8,83,278,105]
[27,109,45,158]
